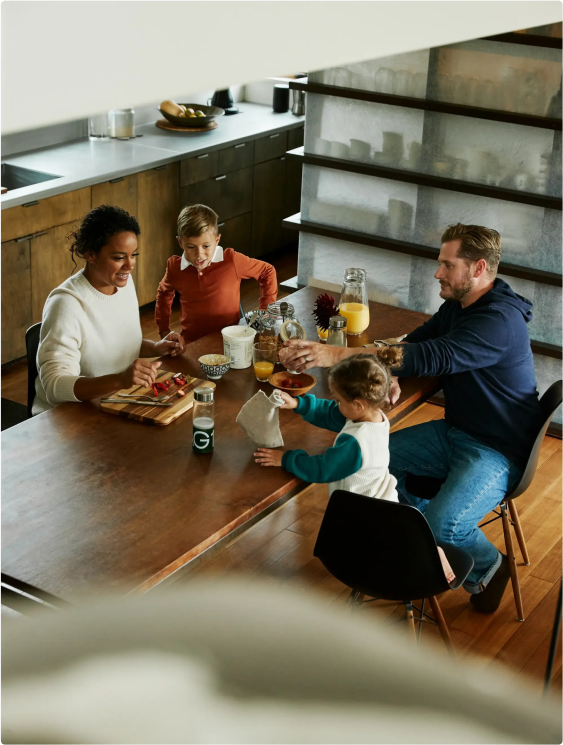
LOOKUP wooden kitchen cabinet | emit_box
[218,141,254,174]
[180,151,219,187]
[1,187,91,243]
[217,213,252,256]
[91,174,140,288]
[1,239,32,363]
[287,126,304,151]
[254,131,288,165]
[252,156,288,257]
[179,166,253,224]
[31,221,81,324]
[136,163,179,306]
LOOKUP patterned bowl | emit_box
[198,354,231,380]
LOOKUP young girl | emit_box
[255,349,455,583]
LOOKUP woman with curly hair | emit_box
[32,205,184,415]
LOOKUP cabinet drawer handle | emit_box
[218,222,225,227]
[269,134,280,139]
[109,177,125,184]
[235,143,246,149]
[153,165,168,171]
[32,230,48,239]
[22,200,39,208]
[280,157,286,161]
[197,153,209,159]
[215,175,227,181]
[16,234,33,242]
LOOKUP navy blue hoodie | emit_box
[397,279,543,471]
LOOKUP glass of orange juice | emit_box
[253,342,277,382]
[339,268,370,335]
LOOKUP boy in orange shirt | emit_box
[155,204,278,344]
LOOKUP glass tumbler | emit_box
[88,113,109,141]
[339,268,370,336]
[253,342,277,382]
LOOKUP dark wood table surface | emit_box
[2,286,438,602]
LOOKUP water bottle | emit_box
[193,387,215,453]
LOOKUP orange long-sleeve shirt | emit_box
[155,247,278,343]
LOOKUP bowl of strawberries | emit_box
[268,371,317,396]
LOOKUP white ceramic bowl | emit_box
[198,354,231,380]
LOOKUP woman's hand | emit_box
[278,391,299,410]
[279,340,350,372]
[154,332,185,357]
[120,359,162,390]
[254,448,286,467]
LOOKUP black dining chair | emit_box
[1,573,69,617]
[404,380,563,622]
[25,322,42,419]
[313,489,474,656]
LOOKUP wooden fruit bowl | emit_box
[268,371,317,396]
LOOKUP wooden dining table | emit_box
[2,285,439,603]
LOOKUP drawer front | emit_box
[180,166,253,223]
[287,126,304,151]
[218,141,254,174]
[254,131,288,164]
[1,187,91,243]
[1,238,32,363]
[217,212,252,256]
[179,151,219,187]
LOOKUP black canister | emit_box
[273,84,290,113]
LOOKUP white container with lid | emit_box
[109,108,135,138]
[221,326,256,369]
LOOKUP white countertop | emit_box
[1,103,304,209]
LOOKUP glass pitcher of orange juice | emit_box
[339,268,370,335]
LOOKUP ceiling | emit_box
[1,1,560,134]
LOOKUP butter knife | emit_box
[101,399,173,407]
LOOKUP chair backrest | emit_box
[25,323,42,418]
[313,490,451,601]
[509,380,563,500]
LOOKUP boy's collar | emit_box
[180,245,224,271]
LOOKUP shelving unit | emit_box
[286,31,562,379]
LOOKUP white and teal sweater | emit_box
[282,395,398,501]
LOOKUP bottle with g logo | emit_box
[193,387,215,454]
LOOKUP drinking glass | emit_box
[373,67,395,94]
[88,113,109,141]
[253,342,277,382]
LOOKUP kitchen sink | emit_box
[1,163,62,193]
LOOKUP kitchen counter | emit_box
[1,103,304,209]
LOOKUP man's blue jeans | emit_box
[389,420,522,592]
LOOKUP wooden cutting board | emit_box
[100,372,215,426]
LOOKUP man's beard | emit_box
[443,270,473,302]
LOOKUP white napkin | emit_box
[236,389,285,448]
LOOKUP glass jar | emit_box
[259,301,305,362]
[192,387,214,454]
[327,316,347,347]
[339,268,370,336]
[109,108,135,138]
[88,113,109,141]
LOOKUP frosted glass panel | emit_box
[302,165,419,241]
[309,49,430,97]
[297,233,412,309]
[415,188,562,274]
[435,40,561,117]
[304,94,560,197]
[533,354,562,424]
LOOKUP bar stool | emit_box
[404,380,562,622]
[313,490,474,656]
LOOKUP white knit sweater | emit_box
[33,270,143,415]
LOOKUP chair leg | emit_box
[501,501,525,622]
[348,590,365,607]
[428,595,455,658]
[508,500,530,566]
[405,601,417,640]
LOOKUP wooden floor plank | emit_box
[532,539,563,584]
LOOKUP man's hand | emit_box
[277,391,299,410]
[279,340,349,372]
[389,376,401,405]
[254,448,286,467]
[120,359,162,389]
[155,332,186,357]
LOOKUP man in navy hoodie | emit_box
[386,223,543,612]
[279,223,544,613]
